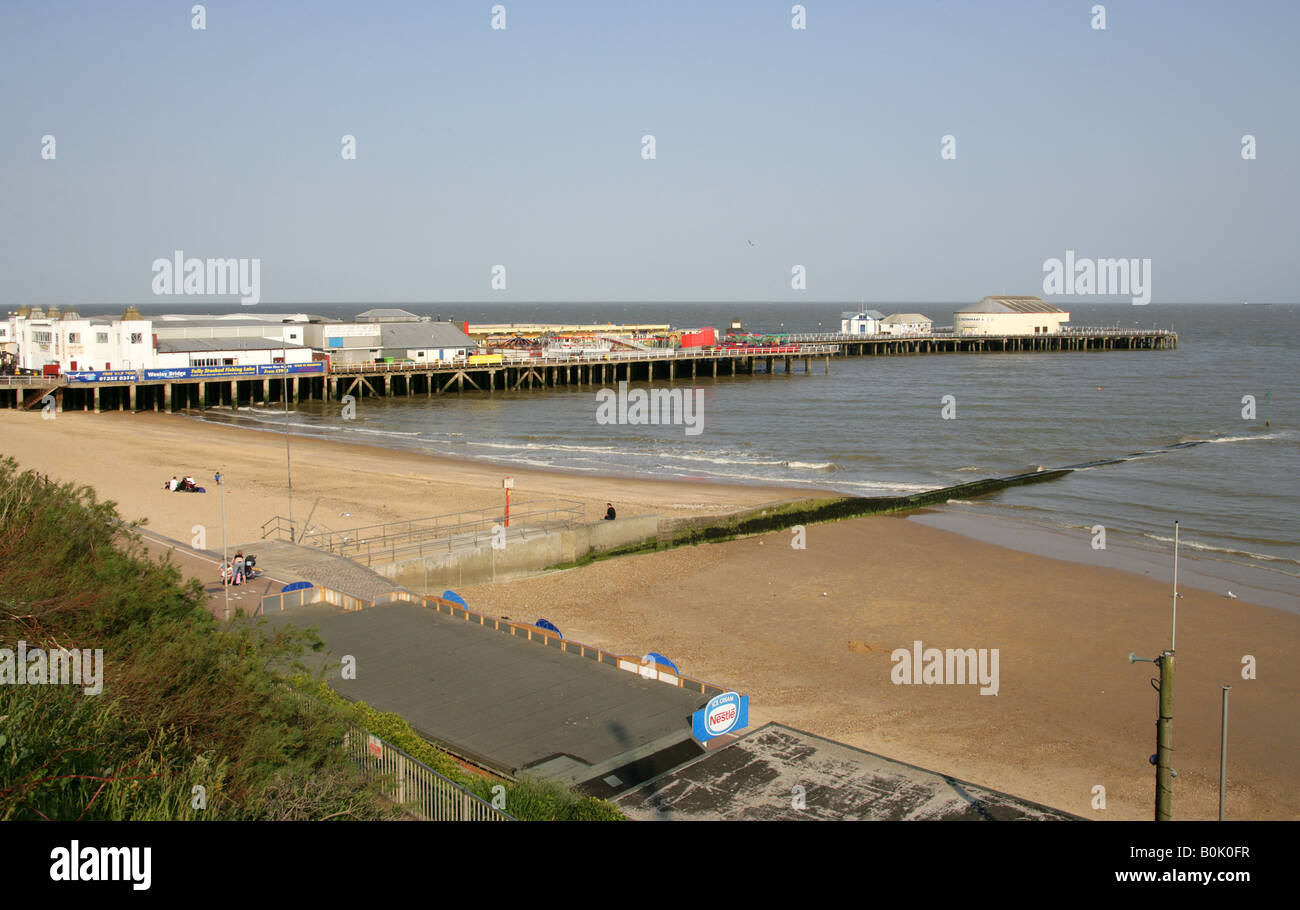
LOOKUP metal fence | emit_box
[326,344,836,374]
[0,375,57,388]
[284,685,512,821]
[341,724,513,821]
[296,499,586,561]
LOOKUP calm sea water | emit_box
[84,301,1299,605]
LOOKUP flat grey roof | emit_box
[615,723,1080,821]
[356,308,422,322]
[277,602,706,781]
[380,322,476,349]
[156,337,307,352]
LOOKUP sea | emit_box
[72,301,1300,610]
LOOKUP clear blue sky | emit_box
[2,0,1296,306]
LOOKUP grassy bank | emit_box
[0,455,623,821]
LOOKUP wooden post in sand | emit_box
[1219,685,1231,820]
[1155,650,1175,821]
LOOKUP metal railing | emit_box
[342,725,512,821]
[0,375,59,388]
[284,686,512,821]
[785,327,1177,342]
[261,514,299,541]
[276,499,587,565]
[347,521,571,568]
[326,344,837,374]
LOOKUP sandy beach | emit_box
[0,411,813,546]
[3,409,1296,820]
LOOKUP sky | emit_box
[1,0,1297,306]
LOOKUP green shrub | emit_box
[0,456,391,820]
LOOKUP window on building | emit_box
[193,358,220,367]
[67,332,80,343]
[129,333,143,344]
[96,332,109,344]
[34,331,52,343]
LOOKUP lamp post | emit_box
[283,338,294,541]
[1219,685,1231,820]
[220,470,229,622]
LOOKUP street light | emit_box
[283,336,294,542]
[220,469,229,621]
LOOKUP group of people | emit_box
[164,474,200,492]
[221,551,257,586]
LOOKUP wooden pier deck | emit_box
[0,328,1176,413]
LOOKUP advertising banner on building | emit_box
[257,362,325,376]
[691,691,750,744]
[139,362,325,382]
[65,370,140,383]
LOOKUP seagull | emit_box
[746,239,755,247]
[1227,591,1238,599]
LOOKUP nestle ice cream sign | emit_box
[692,691,749,743]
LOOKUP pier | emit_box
[0,328,1176,412]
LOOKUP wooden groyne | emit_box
[0,328,1176,412]
[546,469,1077,570]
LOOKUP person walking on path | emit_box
[233,551,245,586]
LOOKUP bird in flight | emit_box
[746,239,755,247]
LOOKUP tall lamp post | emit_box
[220,469,230,622]
[283,338,294,541]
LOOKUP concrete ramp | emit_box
[245,539,406,602]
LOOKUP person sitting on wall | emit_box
[604,503,616,521]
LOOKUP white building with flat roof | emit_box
[154,337,315,369]
[954,296,1069,335]
[879,313,933,336]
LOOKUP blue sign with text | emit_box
[66,370,139,383]
[691,691,749,744]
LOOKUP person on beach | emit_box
[604,503,616,521]
[168,476,179,492]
